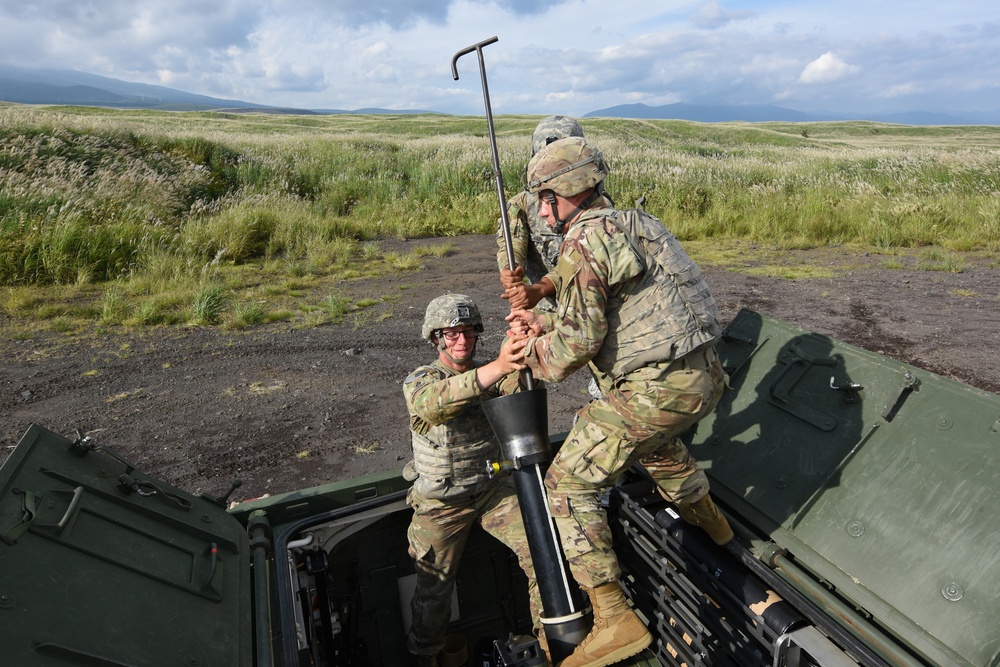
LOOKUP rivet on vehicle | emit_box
[774,476,788,489]
[184,656,199,666]
[942,582,964,602]
[97,468,111,478]
[200,514,213,523]
[0,593,15,609]
[937,418,953,430]
[847,521,865,537]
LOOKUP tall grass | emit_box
[2,104,999,328]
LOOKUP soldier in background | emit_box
[506,137,733,667]
[498,115,604,401]
[496,115,585,313]
[402,294,542,666]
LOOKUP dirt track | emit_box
[3,235,998,502]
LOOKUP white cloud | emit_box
[0,0,997,115]
[799,52,859,84]
[691,0,756,30]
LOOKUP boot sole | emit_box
[556,630,652,667]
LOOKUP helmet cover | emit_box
[421,293,484,341]
[526,136,609,197]
[531,115,585,155]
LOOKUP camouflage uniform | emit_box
[496,189,564,313]
[522,202,726,588]
[496,116,585,314]
[403,358,541,657]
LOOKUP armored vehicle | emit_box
[2,309,997,666]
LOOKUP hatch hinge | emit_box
[881,369,920,422]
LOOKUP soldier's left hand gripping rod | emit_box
[452,36,535,390]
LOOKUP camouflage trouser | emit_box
[545,346,727,589]
[406,478,540,656]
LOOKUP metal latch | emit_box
[830,377,863,404]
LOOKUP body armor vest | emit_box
[409,364,501,500]
[588,208,721,378]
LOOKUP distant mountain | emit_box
[0,65,434,115]
[0,64,279,111]
[585,102,1000,126]
[5,65,997,124]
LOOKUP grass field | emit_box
[2,103,998,332]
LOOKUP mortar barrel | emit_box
[483,389,588,661]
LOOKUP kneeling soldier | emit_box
[403,293,544,665]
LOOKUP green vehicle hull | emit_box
[2,309,996,666]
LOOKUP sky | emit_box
[0,0,998,116]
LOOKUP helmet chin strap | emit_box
[436,334,478,366]
[546,190,602,234]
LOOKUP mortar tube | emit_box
[510,462,589,661]
[481,389,588,662]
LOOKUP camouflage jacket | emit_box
[403,358,521,499]
[525,205,719,382]
[496,190,564,311]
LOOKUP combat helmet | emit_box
[526,136,609,197]
[421,293,484,342]
[531,115,585,155]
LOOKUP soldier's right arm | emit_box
[403,366,485,432]
[507,246,561,310]
[503,276,555,311]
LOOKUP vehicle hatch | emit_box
[0,424,253,667]
[690,309,1000,667]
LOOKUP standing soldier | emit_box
[498,115,605,401]
[506,137,733,667]
[403,294,542,666]
[497,115,585,313]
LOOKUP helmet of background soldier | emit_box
[421,293,484,342]
[526,136,609,197]
[531,115,585,156]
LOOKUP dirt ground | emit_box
[3,235,998,503]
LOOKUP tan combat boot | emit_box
[557,582,652,667]
[677,494,734,545]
